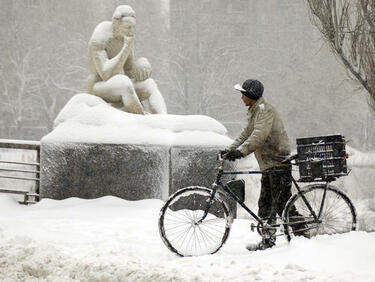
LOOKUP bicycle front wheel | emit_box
[283,184,357,242]
[158,186,232,257]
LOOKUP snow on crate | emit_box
[42,93,232,146]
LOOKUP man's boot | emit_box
[246,236,276,251]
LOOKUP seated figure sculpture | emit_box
[87,5,167,115]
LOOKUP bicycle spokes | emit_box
[159,187,231,256]
[283,185,356,241]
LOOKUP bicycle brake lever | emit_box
[217,153,223,161]
[250,223,256,232]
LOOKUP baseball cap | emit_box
[234,79,264,100]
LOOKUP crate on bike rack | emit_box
[296,134,348,182]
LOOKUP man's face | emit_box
[119,19,135,36]
[241,94,253,107]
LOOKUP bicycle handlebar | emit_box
[281,153,298,164]
[218,152,298,165]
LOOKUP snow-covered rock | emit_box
[40,94,232,201]
[43,93,232,146]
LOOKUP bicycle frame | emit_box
[198,154,331,231]
[159,152,356,257]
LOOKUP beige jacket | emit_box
[228,97,290,170]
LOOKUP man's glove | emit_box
[224,149,245,161]
[219,149,229,158]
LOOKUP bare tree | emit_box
[159,1,245,118]
[29,35,88,132]
[159,41,242,116]
[0,18,41,138]
[307,0,375,114]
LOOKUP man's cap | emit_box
[234,79,264,100]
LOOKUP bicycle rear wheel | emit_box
[158,186,232,257]
[282,184,357,242]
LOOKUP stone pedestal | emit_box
[40,143,237,216]
[170,146,237,216]
[40,143,169,200]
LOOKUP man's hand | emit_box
[136,67,151,81]
[133,57,152,81]
[219,149,228,160]
[123,36,134,49]
[219,149,228,156]
[224,149,245,161]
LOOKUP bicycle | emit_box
[158,150,357,257]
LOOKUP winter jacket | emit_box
[228,97,291,170]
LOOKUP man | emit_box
[224,79,305,251]
[87,5,167,115]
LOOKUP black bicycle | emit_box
[159,140,357,257]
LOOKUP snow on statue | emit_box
[87,5,167,115]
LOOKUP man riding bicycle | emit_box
[223,79,308,251]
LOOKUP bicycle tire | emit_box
[158,186,232,257]
[282,184,357,242]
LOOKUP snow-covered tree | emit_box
[307,0,375,115]
[0,15,40,138]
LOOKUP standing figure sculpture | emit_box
[87,5,167,114]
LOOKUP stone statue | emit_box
[87,5,167,115]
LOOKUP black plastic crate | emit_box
[296,134,348,182]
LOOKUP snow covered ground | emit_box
[0,195,374,282]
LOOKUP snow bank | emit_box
[42,94,232,146]
[347,146,375,168]
[340,146,375,230]
[0,195,373,282]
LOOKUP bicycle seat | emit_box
[281,154,298,164]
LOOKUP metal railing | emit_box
[0,139,40,204]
